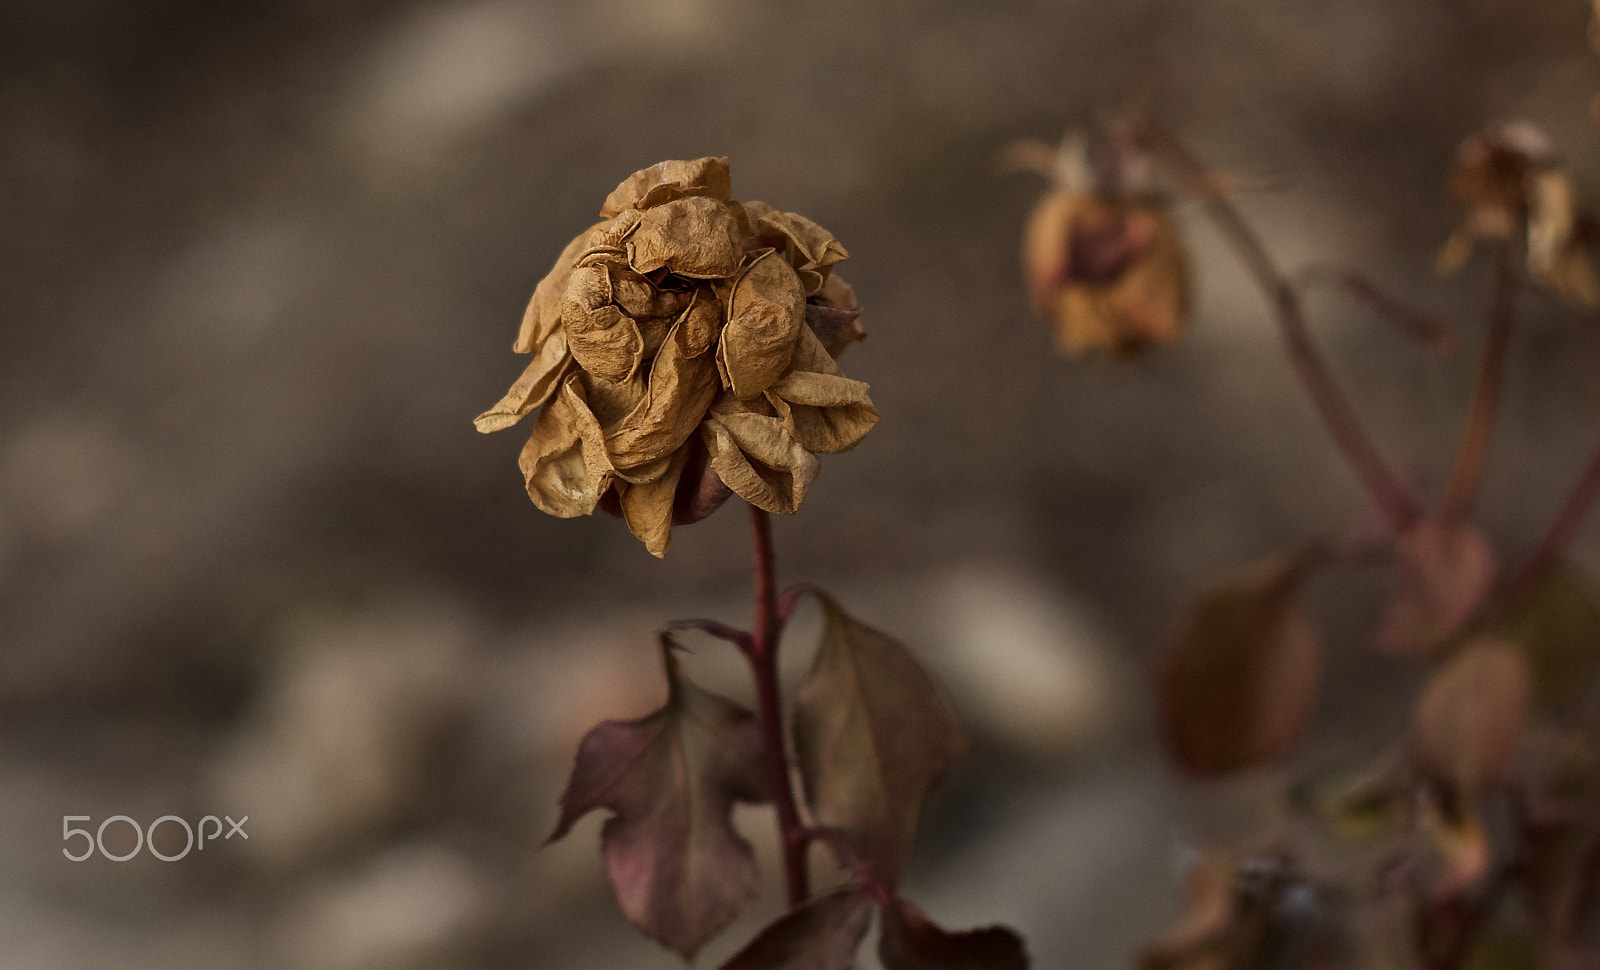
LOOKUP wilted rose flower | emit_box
[1024,190,1188,357]
[475,157,877,557]
[1437,122,1599,307]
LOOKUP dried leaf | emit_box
[547,637,772,960]
[474,330,572,433]
[1156,557,1321,776]
[1413,638,1532,788]
[701,407,820,515]
[601,156,733,217]
[1528,170,1600,308]
[1377,519,1497,656]
[719,887,874,970]
[720,249,807,398]
[1499,565,1600,710]
[1413,792,1493,900]
[878,898,1029,970]
[517,375,614,517]
[792,594,967,887]
[629,196,745,280]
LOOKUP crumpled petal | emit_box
[619,446,690,558]
[742,200,849,295]
[628,197,745,280]
[805,273,866,357]
[701,403,819,514]
[562,264,645,384]
[517,375,614,517]
[515,220,608,354]
[719,250,805,398]
[580,367,648,433]
[1528,169,1600,307]
[475,330,572,433]
[676,287,722,359]
[605,321,721,471]
[600,157,733,217]
[765,326,878,454]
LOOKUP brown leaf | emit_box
[719,887,874,970]
[1156,557,1321,776]
[1499,565,1600,710]
[474,330,572,433]
[517,375,614,517]
[878,898,1029,970]
[628,196,745,280]
[1377,518,1497,656]
[600,156,733,217]
[792,594,967,887]
[720,249,806,398]
[547,636,772,960]
[1413,638,1532,789]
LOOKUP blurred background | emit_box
[4,0,1600,967]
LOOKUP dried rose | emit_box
[1014,135,1188,357]
[1437,122,1599,307]
[476,157,877,557]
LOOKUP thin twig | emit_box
[1509,432,1600,601]
[1443,241,1519,521]
[1135,123,1420,531]
[1295,263,1455,355]
[746,505,811,909]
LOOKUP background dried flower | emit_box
[1016,137,1189,357]
[476,157,878,556]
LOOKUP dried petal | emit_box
[1528,170,1600,307]
[600,156,733,217]
[628,196,745,280]
[514,220,608,354]
[619,447,689,558]
[517,375,613,517]
[1413,638,1532,788]
[547,638,771,959]
[605,321,721,470]
[720,249,806,398]
[1377,519,1497,656]
[562,263,645,384]
[581,367,648,433]
[475,330,572,433]
[701,406,819,515]
[766,327,879,454]
[807,274,867,357]
[677,287,723,359]
[743,200,850,295]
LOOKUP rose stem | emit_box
[1137,123,1420,532]
[746,503,810,909]
[1442,240,1518,521]
[1509,428,1600,600]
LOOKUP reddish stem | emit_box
[1510,431,1600,600]
[1443,241,1518,521]
[746,504,811,909]
[1137,124,1420,531]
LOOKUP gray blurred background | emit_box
[4,1,1600,967]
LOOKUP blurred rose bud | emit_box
[1437,122,1599,307]
[1016,134,1188,358]
[476,157,878,557]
